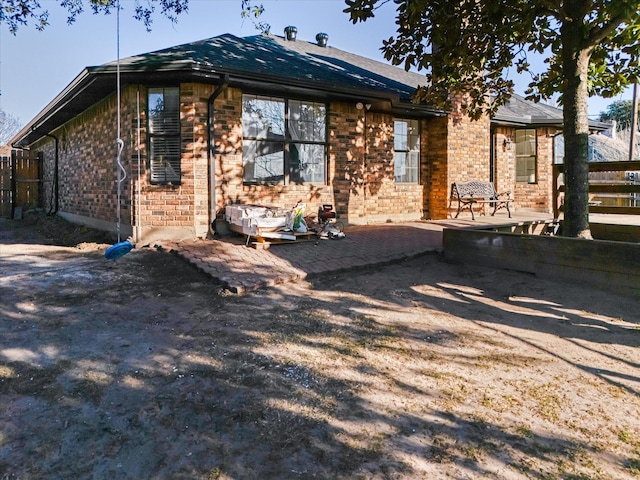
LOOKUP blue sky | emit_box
[0,0,633,127]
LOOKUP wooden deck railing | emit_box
[553,160,640,218]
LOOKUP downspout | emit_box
[208,74,229,235]
[136,87,142,242]
[489,127,495,184]
[43,133,59,215]
[363,108,367,223]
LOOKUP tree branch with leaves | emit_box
[345,0,640,238]
[0,0,189,34]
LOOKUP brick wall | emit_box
[364,111,424,223]
[213,87,333,218]
[424,93,491,219]
[493,127,515,196]
[513,127,555,213]
[39,140,56,215]
[33,82,540,239]
[424,115,449,219]
[180,83,210,238]
[497,126,558,214]
[133,84,210,240]
[34,85,209,241]
[446,94,492,185]
[331,103,365,222]
[423,96,559,219]
[34,91,132,233]
[213,90,426,225]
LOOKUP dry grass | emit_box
[1,213,639,478]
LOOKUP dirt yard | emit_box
[1,212,639,479]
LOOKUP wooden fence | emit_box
[0,150,42,218]
[0,154,10,218]
[553,160,640,217]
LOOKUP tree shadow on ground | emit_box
[1,239,638,478]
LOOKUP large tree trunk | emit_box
[561,17,593,239]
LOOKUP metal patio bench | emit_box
[449,181,512,220]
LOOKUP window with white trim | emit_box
[516,128,537,183]
[242,95,327,184]
[394,119,420,183]
[148,87,181,184]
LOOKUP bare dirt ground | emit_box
[1,211,639,479]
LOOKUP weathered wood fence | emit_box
[553,160,640,217]
[0,150,42,218]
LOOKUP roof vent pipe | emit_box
[284,26,297,41]
[316,32,328,47]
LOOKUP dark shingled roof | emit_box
[13,33,606,147]
[494,93,608,131]
[500,94,561,118]
[13,33,441,147]
[98,33,429,102]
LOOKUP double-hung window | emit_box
[148,87,181,184]
[516,128,537,183]
[242,94,327,184]
[288,100,326,183]
[394,119,420,183]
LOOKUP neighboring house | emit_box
[9,30,607,241]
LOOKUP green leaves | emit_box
[343,0,639,236]
[598,99,638,125]
[343,0,382,23]
[1,0,49,34]
[1,0,190,34]
[342,0,640,119]
[240,0,270,34]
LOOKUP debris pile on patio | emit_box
[225,203,313,245]
[224,203,344,246]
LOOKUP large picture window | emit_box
[242,95,326,184]
[516,128,537,183]
[148,87,180,184]
[394,119,420,183]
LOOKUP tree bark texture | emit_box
[561,6,593,239]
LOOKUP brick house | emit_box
[10,31,589,242]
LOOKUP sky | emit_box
[0,0,634,129]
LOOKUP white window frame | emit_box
[516,128,537,183]
[394,119,420,184]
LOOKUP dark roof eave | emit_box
[492,114,609,132]
[220,72,444,116]
[12,63,445,147]
[75,61,426,105]
[11,63,206,147]
[11,68,96,148]
[187,63,428,110]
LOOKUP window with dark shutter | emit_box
[148,87,181,184]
